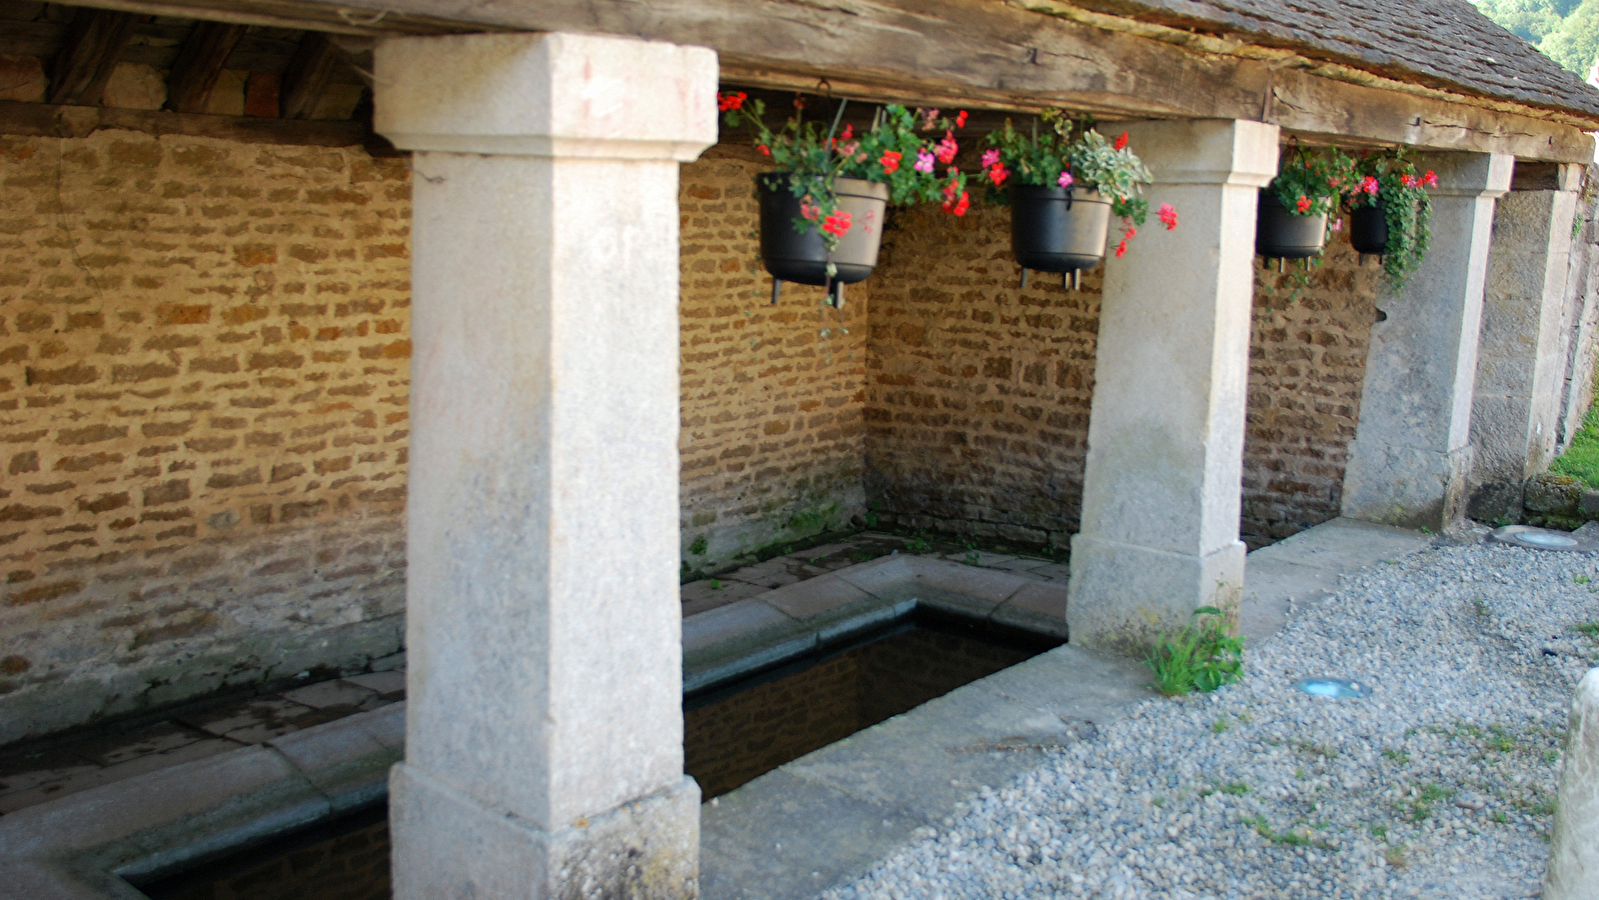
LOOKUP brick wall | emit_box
[863,199,1377,551]
[1242,230,1380,547]
[678,147,869,572]
[0,130,412,744]
[863,201,1102,550]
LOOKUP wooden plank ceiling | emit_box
[0,0,384,148]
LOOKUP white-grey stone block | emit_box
[1545,667,1599,900]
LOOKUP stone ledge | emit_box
[681,554,1065,694]
[1522,472,1599,528]
[0,705,403,898]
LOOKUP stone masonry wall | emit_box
[678,146,869,573]
[0,130,412,744]
[863,200,1101,550]
[863,199,1377,552]
[1242,229,1381,547]
[0,135,870,742]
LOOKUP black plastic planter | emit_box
[758,173,888,306]
[1255,192,1327,259]
[1349,202,1388,256]
[1010,185,1111,289]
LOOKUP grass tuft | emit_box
[1145,607,1244,697]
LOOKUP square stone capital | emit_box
[1417,151,1514,199]
[1117,119,1280,187]
[375,32,718,160]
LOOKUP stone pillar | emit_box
[1065,119,1279,654]
[1544,667,1599,900]
[374,33,716,900]
[1342,152,1513,532]
[1468,166,1580,522]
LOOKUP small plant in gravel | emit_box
[1219,781,1250,796]
[1145,606,1244,696]
[904,536,931,553]
[708,579,723,590]
[1297,740,1339,760]
[1384,844,1408,869]
[1212,716,1231,734]
[1381,748,1410,764]
[1578,620,1599,641]
[1398,782,1456,822]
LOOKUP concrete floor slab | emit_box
[760,574,874,621]
[1251,517,1434,572]
[699,770,917,900]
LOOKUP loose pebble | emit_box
[823,540,1599,900]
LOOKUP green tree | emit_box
[1539,0,1599,74]
[1474,0,1566,42]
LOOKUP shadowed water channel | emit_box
[137,612,1057,899]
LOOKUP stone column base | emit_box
[1065,535,1245,655]
[390,764,701,900]
[1341,441,1474,532]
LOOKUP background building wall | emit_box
[862,200,1099,550]
[677,146,870,573]
[1241,230,1382,547]
[0,130,411,743]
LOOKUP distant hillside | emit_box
[1474,0,1599,76]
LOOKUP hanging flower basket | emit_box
[1255,192,1328,259]
[1010,185,1112,275]
[1348,201,1388,255]
[1256,143,1354,264]
[983,113,1175,289]
[1343,149,1436,288]
[720,92,970,306]
[759,173,888,288]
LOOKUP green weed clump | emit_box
[1145,606,1244,697]
[1551,386,1599,488]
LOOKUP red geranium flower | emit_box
[1295,195,1312,213]
[717,91,747,112]
[935,132,959,165]
[1114,131,1129,150]
[880,150,902,174]
[1158,203,1178,230]
[955,110,968,128]
[1423,170,1438,187]
[988,163,1010,186]
[822,211,852,237]
[757,144,770,157]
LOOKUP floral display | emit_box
[1263,144,1357,220]
[719,92,971,246]
[1345,147,1437,288]
[983,112,1168,254]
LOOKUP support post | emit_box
[1065,119,1279,654]
[1341,152,1513,532]
[374,32,717,900]
[1468,165,1581,521]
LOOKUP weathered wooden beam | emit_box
[280,32,340,119]
[49,0,1599,162]
[0,98,369,146]
[47,8,137,106]
[164,21,246,114]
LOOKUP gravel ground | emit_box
[824,537,1599,900]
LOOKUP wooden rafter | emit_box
[165,21,247,114]
[35,0,1599,160]
[279,32,341,119]
[47,8,136,106]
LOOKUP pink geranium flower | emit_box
[1058,171,1074,188]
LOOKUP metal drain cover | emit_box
[1296,678,1369,699]
[1490,525,1599,552]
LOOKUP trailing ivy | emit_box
[1346,148,1437,290]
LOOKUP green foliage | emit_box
[1474,0,1599,75]
[1577,620,1599,639]
[1265,144,1357,218]
[719,95,968,246]
[688,535,709,556]
[1398,782,1457,821]
[1145,606,1245,696]
[984,113,1154,223]
[1346,148,1436,290]
[1550,387,1599,488]
[904,536,931,553]
[1537,0,1599,73]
